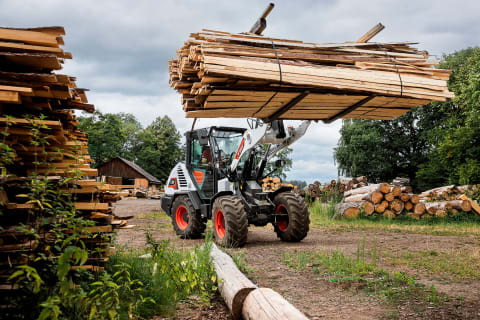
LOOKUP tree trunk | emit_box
[242,288,309,320]
[399,193,410,202]
[344,193,368,202]
[362,201,375,216]
[362,191,383,204]
[414,203,426,215]
[384,192,395,202]
[391,185,402,197]
[404,201,413,211]
[210,244,257,319]
[378,183,391,194]
[389,199,404,214]
[409,194,420,204]
[383,210,396,218]
[458,194,480,215]
[336,202,362,219]
[401,186,413,193]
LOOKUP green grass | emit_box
[384,249,480,280]
[135,210,169,220]
[309,201,480,236]
[106,231,217,319]
[281,238,444,306]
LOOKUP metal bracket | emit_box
[322,95,377,124]
[264,91,310,122]
[249,3,275,35]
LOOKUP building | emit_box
[97,157,162,190]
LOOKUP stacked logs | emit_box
[337,183,479,219]
[0,26,131,287]
[262,177,294,192]
[305,176,367,202]
[336,182,423,219]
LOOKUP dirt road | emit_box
[115,199,480,319]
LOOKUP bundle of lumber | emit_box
[262,176,294,192]
[337,182,479,219]
[0,26,130,287]
[169,28,453,120]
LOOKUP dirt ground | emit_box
[114,199,480,320]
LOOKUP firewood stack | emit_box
[262,177,294,192]
[0,26,130,286]
[169,29,453,120]
[337,183,479,219]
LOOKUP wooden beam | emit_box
[356,23,385,43]
[322,95,377,123]
[0,90,21,104]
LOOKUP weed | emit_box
[229,250,252,275]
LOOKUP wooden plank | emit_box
[75,202,109,211]
[356,23,385,43]
[0,28,59,47]
[0,90,21,103]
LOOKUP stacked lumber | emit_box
[261,176,294,192]
[169,29,453,120]
[420,184,480,217]
[0,26,130,286]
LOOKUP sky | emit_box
[1,0,478,183]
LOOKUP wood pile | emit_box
[262,176,294,192]
[337,183,480,219]
[0,26,131,286]
[169,28,453,120]
[304,176,367,202]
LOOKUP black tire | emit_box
[212,195,248,248]
[273,192,310,242]
[171,195,205,239]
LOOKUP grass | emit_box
[135,210,169,220]
[281,236,444,307]
[107,231,217,319]
[384,249,480,280]
[309,200,480,236]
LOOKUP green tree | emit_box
[417,47,480,186]
[78,112,142,166]
[135,116,182,183]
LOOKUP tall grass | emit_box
[107,231,217,319]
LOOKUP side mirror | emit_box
[275,159,285,167]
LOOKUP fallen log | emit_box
[384,192,395,202]
[344,183,390,197]
[457,194,480,215]
[424,200,472,213]
[399,193,410,202]
[389,199,404,214]
[242,288,309,320]
[383,210,396,218]
[404,201,413,211]
[210,244,257,319]
[344,193,368,202]
[409,194,420,204]
[414,203,426,215]
[391,185,402,197]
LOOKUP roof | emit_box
[116,157,162,184]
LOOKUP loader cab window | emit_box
[211,129,244,168]
[190,133,214,198]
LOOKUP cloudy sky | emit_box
[1,0,478,183]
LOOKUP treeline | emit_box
[78,112,182,183]
[334,47,480,190]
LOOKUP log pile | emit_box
[337,182,480,219]
[261,177,294,192]
[169,28,453,120]
[0,26,130,286]
[305,176,367,202]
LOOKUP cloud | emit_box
[1,0,478,182]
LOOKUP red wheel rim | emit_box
[276,204,289,232]
[215,210,226,239]
[175,205,189,230]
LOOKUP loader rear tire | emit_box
[171,195,205,239]
[273,192,310,242]
[212,195,248,248]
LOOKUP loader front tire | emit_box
[273,192,310,242]
[171,195,205,239]
[212,195,248,248]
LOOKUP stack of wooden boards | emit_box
[337,183,479,219]
[169,29,453,120]
[262,176,295,192]
[0,26,130,287]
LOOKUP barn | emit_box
[97,157,162,191]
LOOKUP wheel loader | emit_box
[161,119,311,247]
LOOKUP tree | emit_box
[78,112,142,166]
[134,116,183,183]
